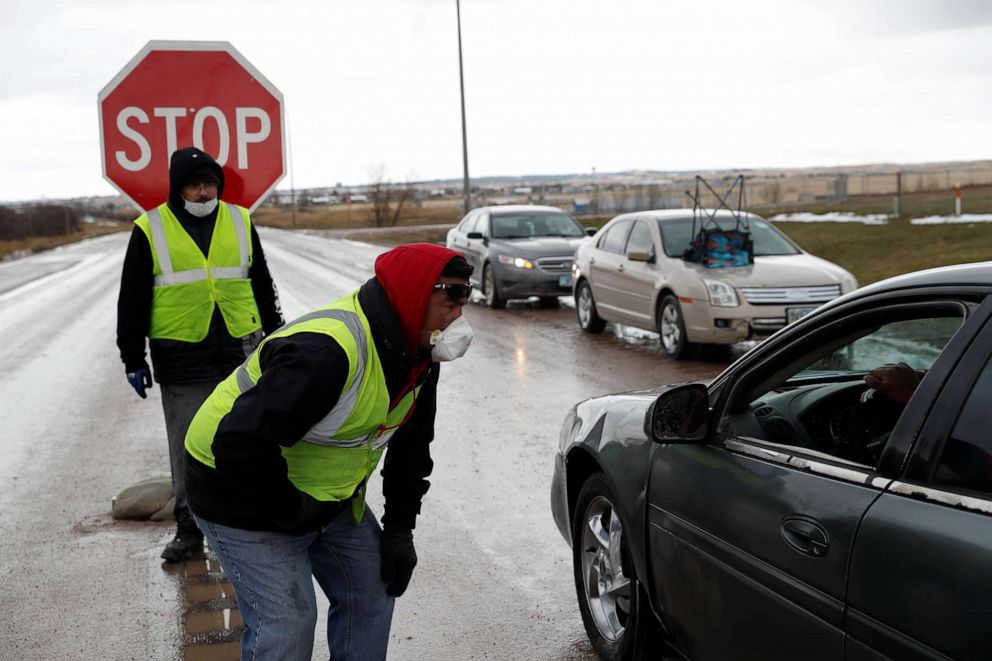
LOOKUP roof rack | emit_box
[683,175,753,268]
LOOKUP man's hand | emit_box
[864,362,920,406]
[126,364,153,399]
[380,524,417,597]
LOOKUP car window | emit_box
[658,217,800,257]
[933,353,992,494]
[458,211,478,233]
[727,310,966,468]
[490,212,584,239]
[626,220,654,255]
[597,220,632,254]
[797,317,961,376]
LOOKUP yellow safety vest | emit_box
[185,291,420,521]
[134,202,261,342]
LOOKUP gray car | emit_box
[446,205,591,308]
[551,261,992,660]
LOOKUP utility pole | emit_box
[456,0,471,215]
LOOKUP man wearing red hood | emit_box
[183,243,473,661]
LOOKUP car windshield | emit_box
[658,217,800,257]
[491,212,584,239]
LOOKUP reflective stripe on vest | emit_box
[147,202,250,287]
[234,307,391,449]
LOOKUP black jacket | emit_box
[116,147,283,384]
[185,278,437,532]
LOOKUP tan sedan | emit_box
[572,209,858,358]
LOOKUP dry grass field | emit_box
[5,174,991,290]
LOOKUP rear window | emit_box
[491,212,584,239]
[658,218,800,257]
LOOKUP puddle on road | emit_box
[181,544,244,661]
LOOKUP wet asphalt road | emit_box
[0,228,728,660]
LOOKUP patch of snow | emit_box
[910,214,992,225]
[770,212,889,225]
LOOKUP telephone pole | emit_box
[456,0,471,215]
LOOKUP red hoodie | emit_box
[374,243,464,356]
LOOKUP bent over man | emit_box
[184,243,474,661]
[116,146,284,563]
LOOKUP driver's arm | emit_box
[864,362,921,406]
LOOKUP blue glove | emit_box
[126,367,153,399]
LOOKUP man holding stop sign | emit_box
[116,146,284,562]
[104,41,287,563]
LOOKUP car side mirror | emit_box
[585,227,597,236]
[627,249,654,262]
[645,384,708,443]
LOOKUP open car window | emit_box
[725,307,967,468]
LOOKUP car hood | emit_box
[490,236,585,257]
[681,254,850,287]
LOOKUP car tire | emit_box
[483,263,506,309]
[538,296,560,309]
[572,473,659,661]
[576,280,606,333]
[657,294,697,360]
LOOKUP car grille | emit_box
[536,256,573,273]
[740,284,841,305]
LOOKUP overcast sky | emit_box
[2,0,991,203]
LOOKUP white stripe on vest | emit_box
[149,203,250,287]
[235,308,394,449]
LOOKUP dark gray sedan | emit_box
[551,261,992,660]
[446,205,591,308]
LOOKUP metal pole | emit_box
[456,0,471,215]
[288,110,297,228]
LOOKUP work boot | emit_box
[161,527,203,563]
[162,507,204,563]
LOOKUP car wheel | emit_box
[657,294,696,360]
[573,473,658,661]
[483,263,506,309]
[538,296,560,309]
[576,280,606,333]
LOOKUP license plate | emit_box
[787,306,817,324]
[559,274,573,287]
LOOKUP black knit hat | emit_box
[184,165,221,187]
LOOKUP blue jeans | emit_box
[193,506,395,661]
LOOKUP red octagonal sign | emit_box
[99,41,285,212]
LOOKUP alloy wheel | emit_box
[578,286,594,327]
[580,496,632,642]
[660,303,681,354]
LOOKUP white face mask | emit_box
[184,197,219,218]
[428,316,474,362]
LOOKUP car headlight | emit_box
[840,272,859,294]
[703,279,739,307]
[498,254,534,269]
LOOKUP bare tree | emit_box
[367,165,415,228]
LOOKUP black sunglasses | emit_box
[433,283,473,301]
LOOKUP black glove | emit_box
[272,491,346,535]
[380,524,417,597]
[126,362,153,399]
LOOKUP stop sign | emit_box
[99,40,285,212]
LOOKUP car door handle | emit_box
[617,265,625,273]
[781,516,829,558]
